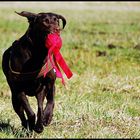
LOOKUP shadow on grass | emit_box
[0,119,34,138]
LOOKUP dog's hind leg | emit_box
[18,92,36,131]
[12,94,28,129]
[12,91,36,131]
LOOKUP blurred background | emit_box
[0,1,140,139]
[0,1,140,10]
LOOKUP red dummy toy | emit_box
[44,33,73,85]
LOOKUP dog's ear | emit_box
[57,15,66,29]
[15,11,37,22]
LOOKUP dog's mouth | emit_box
[49,27,61,34]
[42,22,61,34]
[43,27,61,36]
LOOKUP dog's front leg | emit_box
[43,70,56,126]
[43,83,55,126]
[34,85,46,133]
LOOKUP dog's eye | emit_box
[53,17,58,22]
[44,18,49,23]
[53,17,57,21]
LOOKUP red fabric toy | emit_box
[44,33,73,85]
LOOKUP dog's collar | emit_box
[9,56,53,81]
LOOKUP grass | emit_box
[0,2,140,138]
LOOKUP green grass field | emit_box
[0,2,140,138]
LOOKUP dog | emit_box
[2,11,66,133]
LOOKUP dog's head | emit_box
[15,11,66,34]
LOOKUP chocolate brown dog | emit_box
[2,11,66,133]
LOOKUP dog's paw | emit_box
[43,114,53,126]
[28,114,36,131]
[34,124,44,133]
